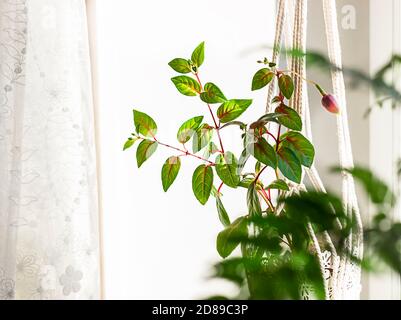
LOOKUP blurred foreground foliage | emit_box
[204,49,401,300]
[207,166,401,300]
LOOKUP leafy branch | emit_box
[124,42,367,300]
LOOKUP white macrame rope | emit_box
[291,0,340,300]
[265,0,363,299]
[322,0,363,299]
[289,0,300,111]
[266,0,287,112]
[265,1,330,298]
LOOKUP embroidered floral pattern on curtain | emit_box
[0,0,100,299]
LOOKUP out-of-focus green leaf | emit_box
[217,217,248,258]
[332,166,395,206]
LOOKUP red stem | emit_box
[263,189,274,210]
[258,189,275,211]
[217,182,224,194]
[255,165,268,182]
[261,188,271,201]
[216,121,225,154]
[276,124,282,151]
[153,138,215,166]
[195,73,203,90]
[266,131,278,144]
[195,72,225,154]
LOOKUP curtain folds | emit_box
[0,0,100,299]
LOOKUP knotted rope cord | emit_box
[322,0,363,299]
[291,0,341,297]
[266,0,335,299]
[266,0,287,113]
[282,0,345,299]
[266,0,363,299]
[291,0,331,300]
[290,0,304,116]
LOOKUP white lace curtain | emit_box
[0,0,101,299]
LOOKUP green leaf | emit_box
[200,83,227,104]
[217,99,252,123]
[133,110,158,138]
[332,166,395,205]
[247,182,262,217]
[272,96,282,104]
[177,116,204,143]
[238,177,254,189]
[267,179,289,191]
[249,121,268,135]
[123,137,138,151]
[278,74,294,99]
[282,191,348,235]
[252,68,275,91]
[192,164,214,205]
[243,129,262,150]
[216,195,231,227]
[257,112,284,124]
[216,217,248,258]
[277,147,302,183]
[238,149,250,175]
[280,132,315,167]
[220,121,247,130]
[136,140,158,168]
[211,185,219,198]
[275,104,302,131]
[215,152,240,188]
[203,141,220,159]
[192,124,214,153]
[255,161,262,174]
[161,156,181,192]
[168,58,192,74]
[247,137,277,169]
[171,76,201,96]
[191,41,205,68]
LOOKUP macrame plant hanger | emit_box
[266,0,364,300]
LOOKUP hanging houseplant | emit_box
[124,43,354,300]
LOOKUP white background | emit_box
[95,0,276,299]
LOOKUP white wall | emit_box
[95,0,276,299]
[368,0,401,299]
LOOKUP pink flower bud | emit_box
[321,94,340,114]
